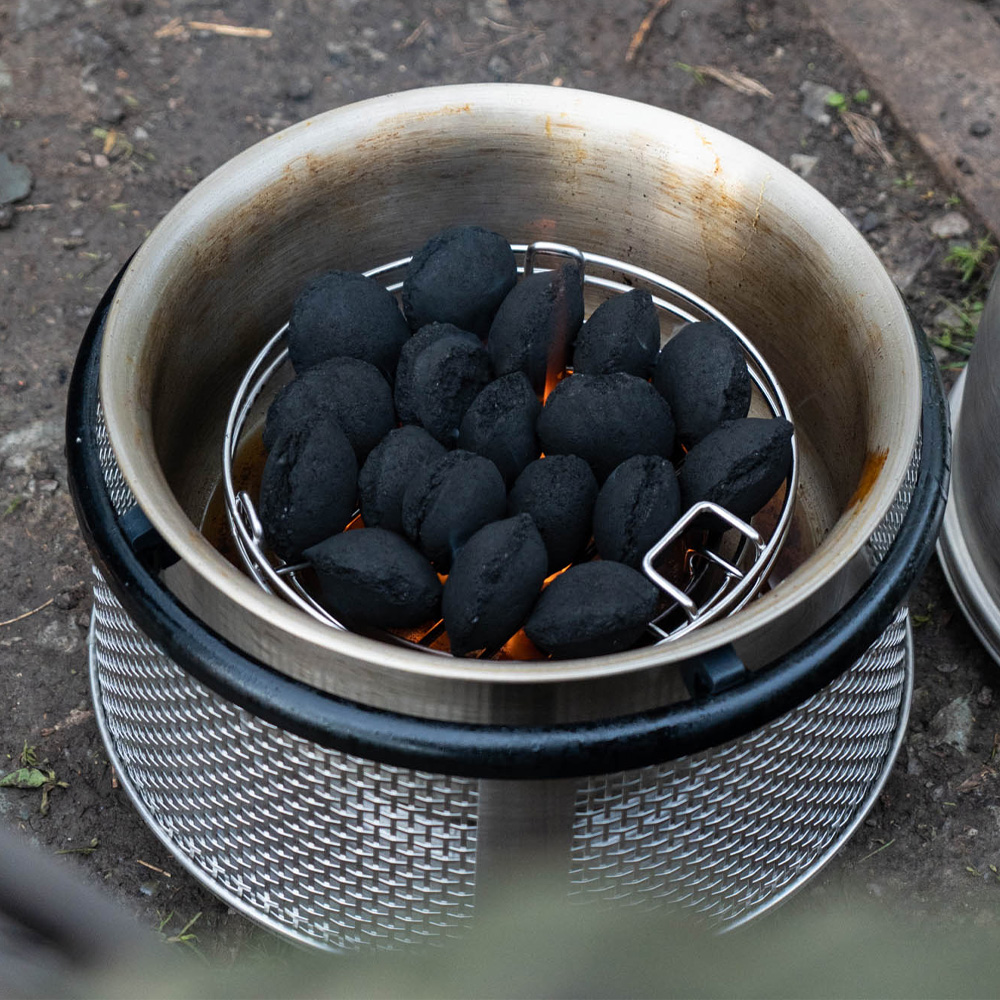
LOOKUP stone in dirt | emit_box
[0,153,33,206]
[789,153,819,178]
[929,696,973,754]
[929,211,971,239]
[799,80,838,125]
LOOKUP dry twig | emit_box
[399,18,430,48]
[626,0,672,63]
[137,859,173,877]
[625,0,670,63]
[187,21,272,39]
[841,110,897,167]
[0,598,54,628]
[153,17,184,39]
[689,64,773,98]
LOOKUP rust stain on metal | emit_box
[847,448,889,510]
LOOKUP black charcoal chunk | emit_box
[409,332,492,445]
[508,455,598,572]
[305,528,441,629]
[572,289,661,378]
[458,372,541,486]
[678,417,794,521]
[488,264,584,395]
[653,321,752,448]
[259,421,358,561]
[525,561,659,659]
[537,372,675,481]
[594,456,681,569]
[402,450,507,570]
[358,426,447,534]
[402,226,517,337]
[443,514,548,656]
[394,322,480,426]
[286,270,411,379]
[263,356,396,461]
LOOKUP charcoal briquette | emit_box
[593,455,681,568]
[537,372,675,481]
[286,269,411,379]
[408,331,492,445]
[572,288,661,378]
[458,372,541,486]
[508,455,598,572]
[358,426,447,534]
[304,528,442,629]
[263,356,396,461]
[259,420,358,561]
[394,322,481,426]
[443,514,548,656]
[678,417,794,521]
[653,321,752,448]
[402,226,517,337]
[488,263,584,395]
[524,561,659,659]
[401,449,507,570]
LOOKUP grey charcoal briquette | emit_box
[394,322,481,425]
[305,528,441,630]
[263,356,396,461]
[358,426,447,535]
[286,269,411,379]
[408,331,492,445]
[401,450,507,570]
[678,417,794,521]
[458,372,541,486]
[402,225,517,337]
[508,455,598,572]
[572,288,661,378]
[593,456,681,569]
[488,263,584,395]
[537,372,675,481]
[443,515,548,657]
[653,321,751,448]
[525,561,659,659]
[259,420,358,561]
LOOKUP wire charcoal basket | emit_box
[222,240,798,658]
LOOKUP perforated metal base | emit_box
[90,572,911,950]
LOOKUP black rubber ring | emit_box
[67,266,949,779]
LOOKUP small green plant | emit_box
[674,62,706,85]
[945,193,963,208]
[945,237,998,284]
[3,496,24,517]
[894,172,916,189]
[824,90,847,110]
[156,911,206,959]
[853,88,871,104]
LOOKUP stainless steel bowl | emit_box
[95,84,922,726]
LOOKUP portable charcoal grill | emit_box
[224,239,798,657]
[67,85,949,951]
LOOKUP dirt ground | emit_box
[2,0,1000,970]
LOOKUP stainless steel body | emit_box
[89,569,913,950]
[938,268,1000,663]
[94,84,923,726]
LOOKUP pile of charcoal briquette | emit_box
[257,226,793,659]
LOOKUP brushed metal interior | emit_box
[97,84,922,725]
[938,268,1000,663]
